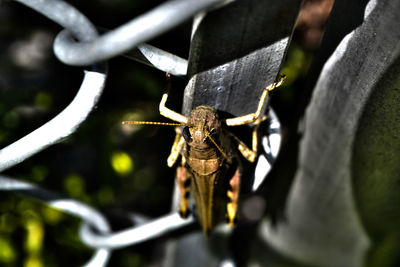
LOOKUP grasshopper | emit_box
[123,73,285,235]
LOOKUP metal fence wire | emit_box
[0,0,291,266]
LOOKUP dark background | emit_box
[0,0,333,266]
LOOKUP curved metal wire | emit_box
[125,43,188,76]
[0,175,111,267]
[51,0,227,66]
[80,213,195,249]
[3,0,109,265]
[1,0,283,266]
[1,0,106,172]
[1,0,233,265]
[0,68,107,172]
[14,0,98,41]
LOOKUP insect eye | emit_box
[182,126,192,143]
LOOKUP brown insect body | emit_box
[122,74,285,235]
[182,106,237,234]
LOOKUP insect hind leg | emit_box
[177,157,191,218]
[226,169,240,226]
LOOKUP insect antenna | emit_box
[204,129,231,164]
[122,121,188,127]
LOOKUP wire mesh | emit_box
[0,0,288,266]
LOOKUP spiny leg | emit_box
[159,73,188,124]
[225,75,285,126]
[122,74,188,126]
[167,127,185,167]
[233,116,266,163]
[236,137,256,163]
[177,156,191,218]
[226,169,240,226]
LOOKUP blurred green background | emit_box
[0,0,328,266]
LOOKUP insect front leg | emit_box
[177,156,191,218]
[159,73,188,124]
[226,169,240,226]
[224,75,285,126]
[167,127,185,167]
[167,128,191,217]
[232,115,268,163]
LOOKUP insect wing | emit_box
[190,169,228,235]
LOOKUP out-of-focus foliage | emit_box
[111,150,134,176]
[0,0,182,266]
[0,194,92,267]
[0,0,340,266]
